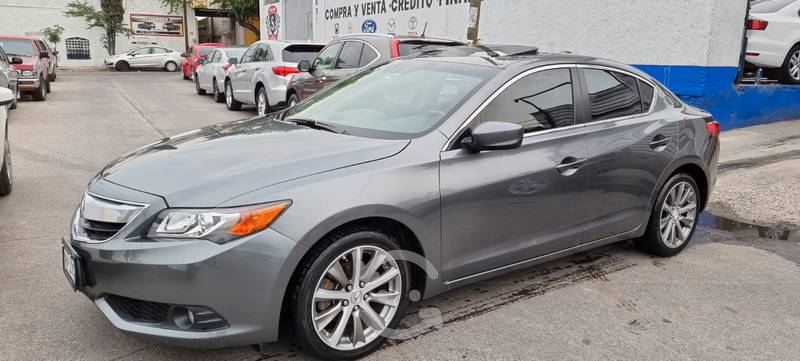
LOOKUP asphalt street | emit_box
[1,71,798,361]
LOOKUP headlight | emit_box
[147,201,290,244]
[21,70,34,78]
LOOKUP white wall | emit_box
[311,0,749,67]
[0,0,198,68]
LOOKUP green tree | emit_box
[64,0,130,55]
[40,25,66,47]
[160,0,260,39]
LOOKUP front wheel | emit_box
[0,136,12,196]
[9,86,18,109]
[115,61,130,72]
[32,76,47,101]
[636,173,700,257]
[212,78,224,103]
[195,74,206,95]
[291,228,410,359]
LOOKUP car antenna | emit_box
[420,22,428,38]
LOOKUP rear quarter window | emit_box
[751,0,795,13]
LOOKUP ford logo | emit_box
[362,19,377,33]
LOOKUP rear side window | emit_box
[335,41,364,69]
[359,45,378,67]
[476,68,575,132]
[397,41,462,56]
[639,80,655,111]
[152,47,168,54]
[583,69,644,121]
[751,0,795,13]
[282,44,323,63]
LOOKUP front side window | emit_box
[312,42,343,71]
[285,60,496,138]
[583,69,644,121]
[240,46,256,63]
[0,39,37,57]
[131,47,152,56]
[476,68,575,132]
[335,41,363,69]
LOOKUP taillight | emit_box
[705,120,720,137]
[746,19,768,30]
[272,65,298,77]
[222,63,232,72]
[390,38,400,58]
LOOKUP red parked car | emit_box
[0,35,52,101]
[181,43,223,80]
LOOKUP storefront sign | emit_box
[130,14,184,37]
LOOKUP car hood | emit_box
[101,117,410,207]
[11,56,36,69]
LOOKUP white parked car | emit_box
[224,40,324,114]
[194,47,247,102]
[745,0,800,83]
[104,46,182,72]
[0,87,13,196]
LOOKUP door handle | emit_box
[556,157,587,175]
[649,135,671,149]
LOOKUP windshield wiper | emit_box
[284,117,347,135]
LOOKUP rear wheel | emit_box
[0,135,12,196]
[636,173,699,257]
[287,93,299,108]
[32,76,47,101]
[212,78,224,103]
[778,45,800,85]
[225,80,241,110]
[9,86,18,110]
[164,61,178,72]
[115,61,130,72]
[195,74,206,95]
[256,87,269,116]
[291,228,410,359]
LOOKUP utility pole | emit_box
[183,0,190,51]
[467,0,482,43]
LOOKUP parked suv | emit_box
[745,0,800,83]
[63,45,719,359]
[0,35,51,101]
[224,40,323,114]
[0,45,20,109]
[181,43,224,80]
[105,46,182,72]
[287,34,464,105]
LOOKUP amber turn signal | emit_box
[228,202,290,236]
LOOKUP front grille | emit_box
[79,218,126,241]
[107,295,170,324]
[105,295,229,332]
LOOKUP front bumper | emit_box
[18,78,40,92]
[67,179,307,348]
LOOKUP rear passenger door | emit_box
[440,66,591,281]
[577,66,678,241]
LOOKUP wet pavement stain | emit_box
[698,212,797,241]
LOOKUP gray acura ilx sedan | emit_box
[63,45,719,359]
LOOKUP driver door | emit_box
[301,41,343,96]
[440,66,592,281]
[128,47,153,67]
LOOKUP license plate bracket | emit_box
[62,239,81,291]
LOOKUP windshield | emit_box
[751,0,795,12]
[198,47,216,56]
[0,39,36,57]
[284,60,497,138]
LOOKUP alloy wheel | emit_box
[166,62,177,72]
[257,91,267,115]
[312,245,402,351]
[226,83,233,106]
[659,181,697,248]
[213,82,218,99]
[790,50,800,81]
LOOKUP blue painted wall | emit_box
[634,65,800,129]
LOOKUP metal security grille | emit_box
[65,37,90,60]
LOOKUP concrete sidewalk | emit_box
[708,119,800,228]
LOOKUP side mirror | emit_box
[462,121,524,152]
[39,51,49,59]
[228,57,238,65]
[11,57,23,65]
[180,52,188,58]
[297,60,311,72]
[0,87,14,106]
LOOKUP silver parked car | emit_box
[63,46,719,359]
[0,45,19,110]
[194,47,247,103]
[0,86,13,196]
[105,46,182,72]
[224,40,323,114]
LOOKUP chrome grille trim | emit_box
[72,192,148,243]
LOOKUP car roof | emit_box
[335,33,464,44]
[0,35,38,41]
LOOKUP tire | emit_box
[777,44,800,85]
[224,80,241,111]
[45,78,51,94]
[115,61,130,72]
[256,87,270,116]
[290,227,410,360]
[164,61,178,72]
[32,76,47,101]
[0,136,12,196]
[212,78,224,103]
[635,173,700,257]
[195,74,206,95]
[48,70,56,82]
[287,93,299,108]
[9,86,18,110]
